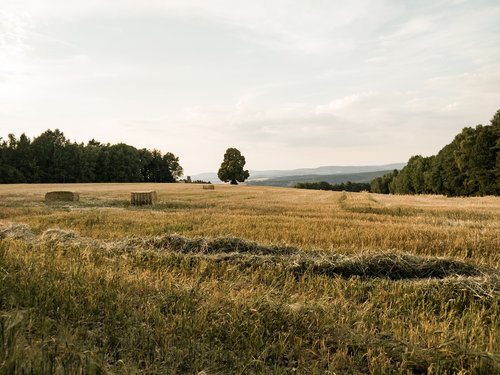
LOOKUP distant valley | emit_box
[191,163,405,186]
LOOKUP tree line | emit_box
[0,129,183,183]
[295,181,371,192]
[371,109,500,196]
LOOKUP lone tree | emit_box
[218,148,250,184]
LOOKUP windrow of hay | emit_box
[40,228,81,243]
[125,235,297,256]
[0,223,96,248]
[177,251,489,281]
[290,253,483,280]
[2,222,495,282]
[106,235,496,280]
[0,222,36,241]
[417,274,500,299]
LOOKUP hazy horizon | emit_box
[2,0,499,175]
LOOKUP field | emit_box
[0,183,499,374]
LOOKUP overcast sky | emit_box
[1,0,500,175]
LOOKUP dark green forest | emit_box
[295,181,371,192]
[2,109,499,192]
[371,109,500,196]
[0,129,183,183]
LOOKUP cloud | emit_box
[442,102,458,112]
[426,66,500,94]
[159,59,500,156]
[381,16,435,45]
[365,56,388,64]
[314,92,378,114]
[0,10,33,54]
[3,0,395,55]
[140,0,386,54]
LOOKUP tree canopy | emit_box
[296,181,370,192]
[217,148,250,184]
[0,129,183,183]
[370,109,500,196]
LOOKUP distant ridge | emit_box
[191,163,405,183]
[246,170,397,188]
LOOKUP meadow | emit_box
[0,183,499,374]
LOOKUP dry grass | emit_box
[0,183,499,373]
[1,184,497,265]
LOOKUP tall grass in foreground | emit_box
[0,184,499,373]
[1,230,498,374]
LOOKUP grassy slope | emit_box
[0,183,499,374]
[247,170,394,187]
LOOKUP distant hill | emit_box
[249,163,406,179]
[247,170,397,187]
[191,163,405,183]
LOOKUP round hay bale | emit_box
[202,184,214,190]
[45,191,79,202]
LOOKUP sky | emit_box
[1,0,500,176]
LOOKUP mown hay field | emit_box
[0,183,499,374]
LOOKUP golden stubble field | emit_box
[0,183,499,374]
[1,183,499,263]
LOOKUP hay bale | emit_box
[45,191,79,202]
[131,191,157,206]
[203,184,214,190]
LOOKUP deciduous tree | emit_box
[218,148,250,185]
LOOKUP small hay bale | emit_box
[45,191,79,202]
[203,184,214,190]
[131,191,157,206]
